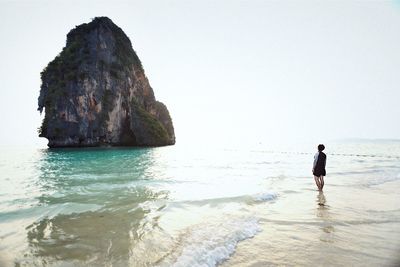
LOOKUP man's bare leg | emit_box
[314,176,321,191]
[319,176,324,190]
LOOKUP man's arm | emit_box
[313,152,319,172]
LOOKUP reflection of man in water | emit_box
[317,191,326,206]
[313,144,327,191]
[316,192,334,239]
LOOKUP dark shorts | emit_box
[313,169,326,177]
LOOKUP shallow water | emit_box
[0,141,399,266]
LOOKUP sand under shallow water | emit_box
[0,141,399,266]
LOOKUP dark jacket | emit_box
[313,151,326,176]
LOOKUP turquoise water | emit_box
[0,141,399,266]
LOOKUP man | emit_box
[313,144,327,191]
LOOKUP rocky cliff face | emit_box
[38,17,175,147]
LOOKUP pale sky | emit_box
[0,0,399,148]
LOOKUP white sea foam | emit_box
[164,217,261,267]
[253,192,278,202]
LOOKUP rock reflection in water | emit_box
[19,148,169,266]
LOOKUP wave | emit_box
[261,218,400,226]
[329,169,384,176]
[363,173,400,187]
[168,192,278,207]
[0,202,102,223]
[250,149,400,159]
[159,216,261,267]
[253,192,278,202]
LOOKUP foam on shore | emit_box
[159,216,260,267]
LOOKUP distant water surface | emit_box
[0,141,399,266]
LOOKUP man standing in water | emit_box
[313,144,327,191]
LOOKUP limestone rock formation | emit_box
[38,17,175,147]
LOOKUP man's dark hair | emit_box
[318,144,325,152]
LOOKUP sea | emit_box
[0,140,399,266]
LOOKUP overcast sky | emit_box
[0,0,399,148]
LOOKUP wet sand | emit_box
[222,177,400,267]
